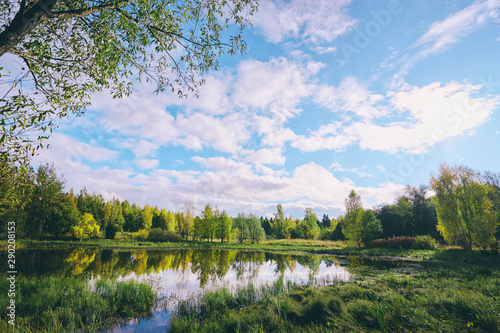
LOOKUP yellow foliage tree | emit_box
[72,213,100,240]
[431,164,498,250]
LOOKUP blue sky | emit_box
[34,0,500,218]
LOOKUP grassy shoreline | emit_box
[1,238,444,260]
[0,277,155,333]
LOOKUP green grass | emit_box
[169,251,500,332]
[0,276,155,332]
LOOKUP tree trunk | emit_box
[0,0,58,57]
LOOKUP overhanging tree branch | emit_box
[47,0,130,19]
[0,0,58,57]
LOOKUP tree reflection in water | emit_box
[4,247,352,305]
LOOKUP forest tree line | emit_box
[1,162,499,250]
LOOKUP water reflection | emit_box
[5,248,351,285]
[0,248,421,332]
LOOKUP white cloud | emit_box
[36,138,406,217]
[330,162,373,178]
[35,133,118,165]
[136,159,159,170]
[291,123,355,152]
[313,46,337,54]
[88,57,320,156]
[292,80,499,153]
[110,139,159,158]
[242,148,286,166]
[352,81,499,153]
[396,0,500,78]
[161,74,233,115]
[316,76,387,120]
[253,0,357,44]
[175,112,249,153]
[91,89,179,144]
[261,128,298,148]
[232,58,316,123]
[356,182,407,208]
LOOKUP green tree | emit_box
[102,202,112,231]
[165,210,176,233]
[151,206,161,228]
[72,212,100,240]
[302,207,320,240]
[193,216,203,241]
[405,185,439,237]
[360,210,382,245]
[273,203,290,239]
[140,204,153,230]
[175,211,184,235]
[181,201,195,241]
[233,213,249,243]
[0,159,34,234]
[25,164,65,237]
[0,0,258,164]
[75,189,105,226]
[377,196,413,238]
[247,213,265,243]
[216,211,232,243]
[105,199,125,238]
[156,208,168,230]
[342,190,363,246]
[321,214,331,228]
[484,171,500,241]
[123,203,140,232]
[431,164,498,251]
[201,204,215,242]
[342,190,382,246]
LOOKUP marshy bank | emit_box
[170,251,500,332]
[0,246,498,332]
[0,277,155,332]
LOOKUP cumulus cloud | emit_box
[136,159,159,170]
[252,0,357,44]
[175,112,250,153]
[291,80,498,153]
[261,128,298,148]
[90,89,179,144]
[85,57,320,156]
[34,133,118,166]
[232,58,316,124]
[36,136,405,218]
[352,81,499,153]
[291,122,355,152]
[242,148,286,166]
[316,76,387,120]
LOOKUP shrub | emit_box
[147,228,182,242]
[412,235,438,250]
[114,232,135,241]
[370,236,415,249]
[290,229,304,239]
[134,229,149,241]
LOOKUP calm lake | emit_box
[4,247,420,332]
